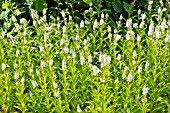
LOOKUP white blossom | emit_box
[60,38,67,46]
[92,65,101,76]
[49,59,53,67]
[75,34,80,41]
[85,20,90,25]
[27,62,31,66]
[69,15,72,21]
[138,9,141,15]
[20,18,27,25]
[23,31,27,36]
[36,69,40,76]
[126,18,132,28]
[124,66,128,72]
[61,11,66,18]
[142,86,148,96]
[132,51,137,59]
[119,14,123,20]
[137,35,141,42]
[15,82,20,86]
[14,63,18,69]
[89,8,92,13]
[43,9,47,15]
[30,69,33,73]
[127,73,133,82]
[75,24,79,30]
[117,54,122,61]
[155,26,161,39]
[33,21,37,26]
[100,78,105,83]
[21,77,25,83]
[46,26,52,31]
[139,21,145,29]
[101,13,104,19]
[126,30,135,40]
[148,1,153,11]
[88,54,92,63]
[12,15,17,22]
[24,40,28,44]
[53,82,58,89]
[158,7,163,20]
[93,19,99,30]
[165,32,170,43]
[84,45,88,51]
[141,13,146,20]
[158,7,162,14]
[80,55,85,65]
[80,20,84,28]
[31,80,38,87]
[100,19,104,25]
[16,50,20,57]
[62,59,66,69]
[41,16,46,22]
[115,34,121,41]
[77,105,82,112]
[99,53,111,68]
[57,23,60,29]
[107,25,111,32]
[122,73,126,79]
[141,98,147,103]
[77,44,81,49]
[132,60,136,65]
[161,19,168,32]
[40,60,45,68]
[83,39,88,46]
[63,26,66,33]
[148,22,154,36]
[44,32,49,42]
[89,2,93,7]
[108,33,112,39]
[133,23,138,28]
[30,92,33,97]
[39,46,44,52]
[115,78,119,83]
[57,17,60,21]
[55,92,60,97]
[14,72,19,79]
[72,51,76,58]
[145,62,149,70]
[14,23,21,31]
[138,65,142,74]
[63,46,69,53]
[162,8,166,12]
[149,1,153,5]
[167,20,170,26]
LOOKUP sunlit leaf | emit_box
[83,0,92,4]
[2,2,11,9]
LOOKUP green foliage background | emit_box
[1,0,168,26]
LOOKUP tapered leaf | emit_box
[112,1,122,13]
[83,0,92,4]
[123,2,130,12]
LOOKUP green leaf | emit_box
[153,103,166,112]
[83,0,92,4]
[2,2,11,9]
[34,0,46,12]
[112,1,122,13]
[123,2,130,12]
[13,9,23,16]
[73,16,81,23]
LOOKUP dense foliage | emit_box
[0,0,170,112]
[1,0,169,27]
